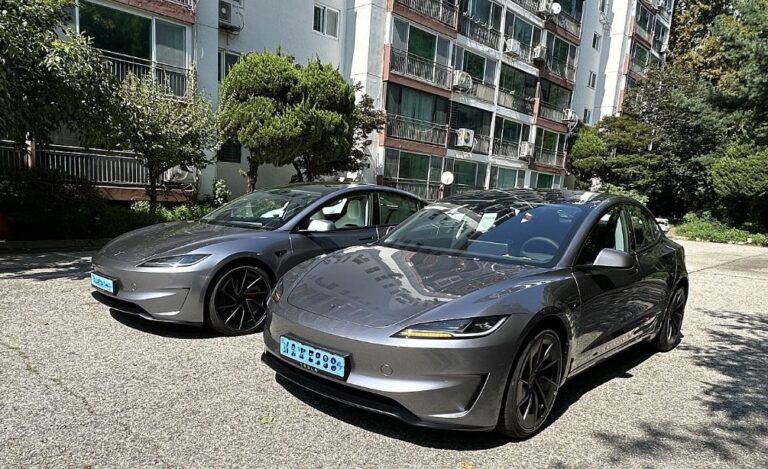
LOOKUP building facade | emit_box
[3,0,673,201]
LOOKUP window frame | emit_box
[297,191,375,232]
[313,3,340,39]
[574,203,632,266]
[592,33,602,51]
[626,204,662,253]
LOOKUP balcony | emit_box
[450,131,491,154]
[386,114,449,146]
[538,102,565,122]
[492,138,519,160]
[503,38,533,64]
[458,15,501,50]
[630,61,648,76]
[510,0,539,14]
[394,0,458,28]
[545,55,577,82]
[383,179,442,200]
[102,50,189,97]
[389,49,453,89]
[166,0,194,7]
[534,148,565,167]
[635,23,654,44]
[498,90,534,114]
[0,141,26,177]
[554,12,582,38]
[466,78,496,103]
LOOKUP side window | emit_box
[577,205,630,265]
[303,193,371,230]
[378,192,421,226]
[627,205,660,251]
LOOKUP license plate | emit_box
[280,336,348,379]
[91,272,116,294]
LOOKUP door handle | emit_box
[359,236,374,241]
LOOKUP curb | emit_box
[0,238,111,253]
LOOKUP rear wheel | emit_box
[207,264,271,336]
[651,287,686,351]
[497,330,563,439]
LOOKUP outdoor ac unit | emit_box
[455,128,475,149]
[504,38,523,57]
[452,70,473,92]
[219,0,233,23]
[532,45,547,62]
[538,0,553,15]
[656,0,665,8]
[563,109,578,122]
[519,142,534,159]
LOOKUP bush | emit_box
[676,212,767,246]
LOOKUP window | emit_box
[454,103,492,134]
[599,0,608,13]
[577,205,630,265]
[393,19,451,65]
[306,193,371,230]
[583,108,592,124]
[592,33,601,51]
[504,13,541,49]
[386,83,449,124]
[489,166,524,189]
[588,71,597,89]
[546,34,578,69]
[499,64,537,98]
[540,80,572,108]
[636,4,654,34]
[313,4,339,38]
[217,141,242,163]
[626,205,661,251]
[79,2,152,59]
[494,117,530,144]
[454,49,496,83]
[378,192,422,226]
[468,0,503,30]
[218,51,240,82]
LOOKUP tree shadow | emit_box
[0,251,93,281]
[109,310,220,340]
[592,309,768,464]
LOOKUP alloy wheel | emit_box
[666,288,686,342]
[211,266,270,333]
[515,332,562,432]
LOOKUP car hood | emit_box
[97,221,262,265]
[286,245,538,328]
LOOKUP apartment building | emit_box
[3,0,673,201]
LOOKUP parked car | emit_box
[262,189,688,438]
[91,183,424,335]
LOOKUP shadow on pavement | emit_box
[109,310,220,340]
[0,252,93,281]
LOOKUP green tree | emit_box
[567,126,608,184]
[710,143,768,227]
[0,0,118,143]
[669,1,733,83]
[116,74,217,217]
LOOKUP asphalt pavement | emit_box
[1,241,766,468]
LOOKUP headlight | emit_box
[393,315,507,339]
[138,254,209,268]
[270,280,284,304]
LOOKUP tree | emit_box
[0,0,118,144]
[567,126,608,184]
[116,74,217,217]
[669,1,734,83]
[710,144,768,227]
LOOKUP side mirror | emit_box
[306,219,336,232]
[593,248,635,269]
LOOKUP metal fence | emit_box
[394,0,457,27]
[35,145,151,185]
[538,102,566,122]
[458,15,501,50]
[498,90,534,114]
[102,50,189,97]
[546,55,577,82]
[386,114,449,146]
[534,148,565,167]
[468,78,496,103]
[390,48,452,89]
[493,138,519,159]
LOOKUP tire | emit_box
[651,287,686,352]
[497,329,563,439]
[207,263,272,336]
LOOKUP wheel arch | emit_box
[202,255,277,323]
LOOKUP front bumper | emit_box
[263,305,525,430]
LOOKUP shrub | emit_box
[213,178,232,206]
[676,212,767,246]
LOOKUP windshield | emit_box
[201,188,324,230]
[381,198,587,266]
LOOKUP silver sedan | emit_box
[90,183,423,335]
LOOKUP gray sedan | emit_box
[262,189,688,438]
[91,183,424,335]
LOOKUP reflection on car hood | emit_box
[97,221,257,264]
[286,245,536,328]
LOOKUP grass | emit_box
[675,213,766,246]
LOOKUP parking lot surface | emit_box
[1,241,766,468]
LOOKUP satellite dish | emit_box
[441,171,454,185]
[550,2,562,15]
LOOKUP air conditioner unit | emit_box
[538,0,553,15]
[655,0,665,9]
[504,38,523,56]
[563,108,578,122]
[219,0,240,31]
[452,70,473,92]
[532,45,547,62]
[519,142,533,159]
[455,128,475,149]
[660,44,669,54]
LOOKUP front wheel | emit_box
[497,330,563,439]
[651,287,687,352]
[207,264,272,336]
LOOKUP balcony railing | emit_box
[510,0,539,14]
[545,55,577,82]
[635,23,654,44]
[474,134,492,154]
[538,102,566,122]
[0,141,27,176]
[503,38,533,64]
[386,114,449,146]
[498,90,534,114]
[166,0,193,7]
[467,78,496,103]
[630,61,648,75]
[102,50,189,97]
[492,138,519,159]
[554,12,582,37]
[35,145,156,186]
[389,49,452,89]
[534,148,565,167]
[394,0,458,27]
[458,14,501,50]
[383,179,443,201]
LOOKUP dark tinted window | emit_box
[577,205,630,265]
[627,205,660,251]
[378,192,421,226]
[217,141,241,163]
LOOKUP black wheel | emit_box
[651,287,686,351]
[207,264,271,336]
[497,330,563,439]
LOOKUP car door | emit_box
[571,204,643,370]
[625,204,676,339]
[374,191,424,239]
[288,191,379,266]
